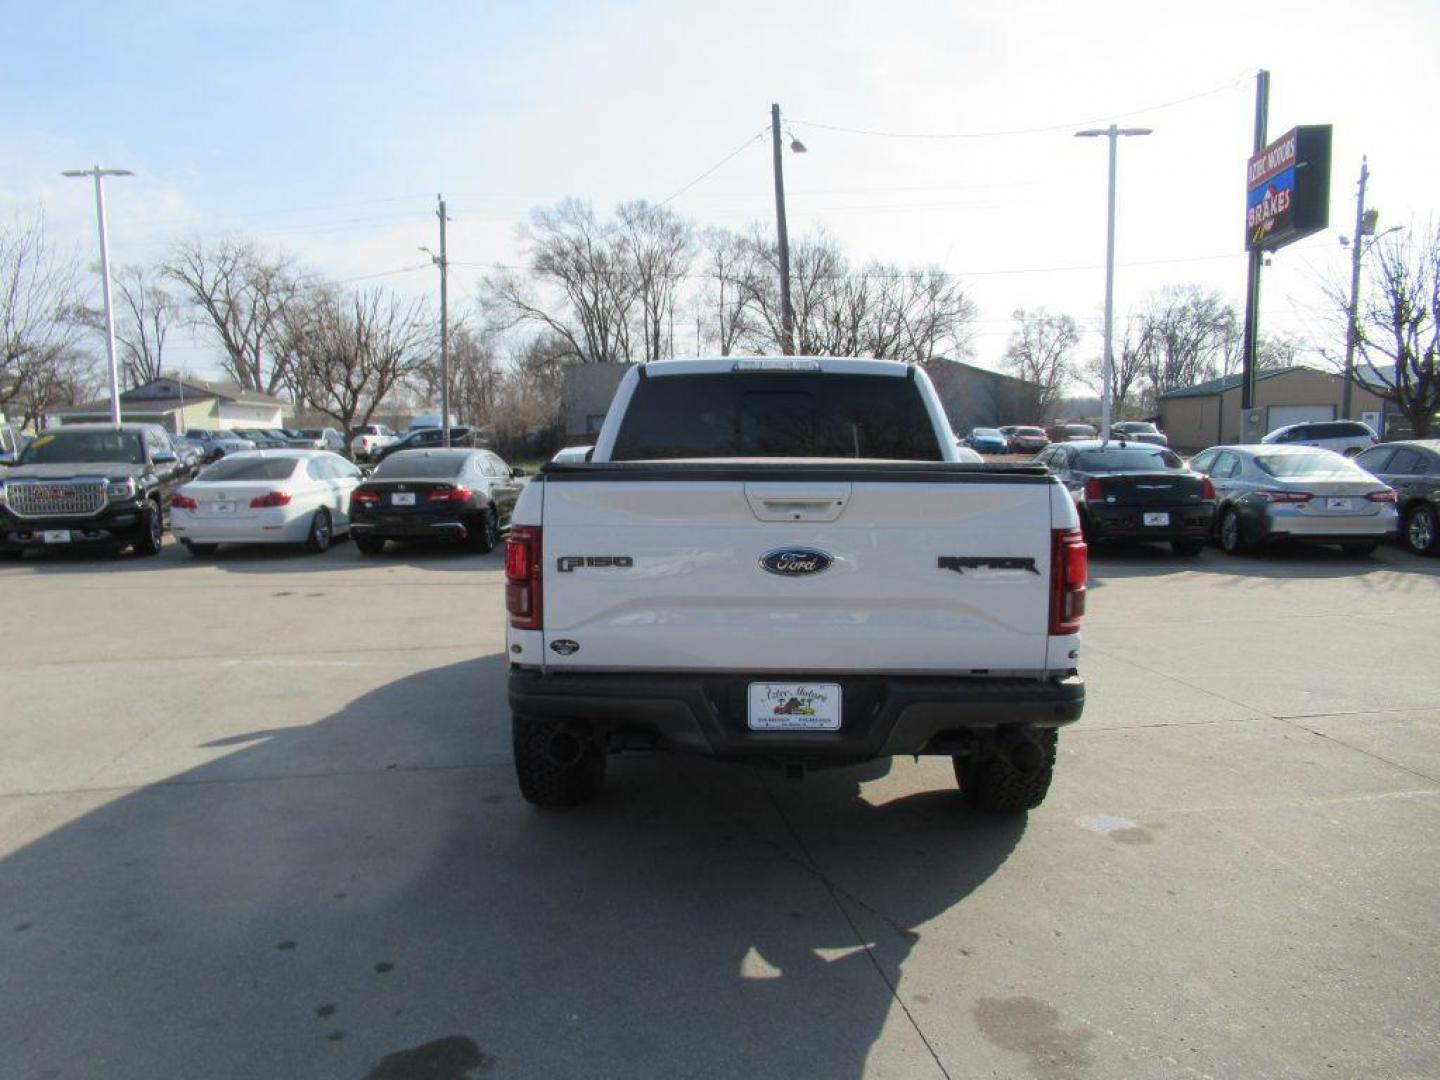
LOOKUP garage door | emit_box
[1267,404,1334,431]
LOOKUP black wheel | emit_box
[133,501,164,556]
[1340,541,1378,557]
[182,540,218,557]
[513,713,606,807]
[354,534,386,556]
[954,728,1058,814]
[1218,507,1248,555]
[1403,504,1438,555]
[305,509,332,554]
[1171,538,1206,557]
[470,505,499,554]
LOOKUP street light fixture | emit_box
[1339,155,1404,420]
[1074,126,1151,444]
[62,166,133,425]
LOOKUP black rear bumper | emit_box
[508,668,1084,763]
[1087,502,1214,541]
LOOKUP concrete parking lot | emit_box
[1,538,1437,1079]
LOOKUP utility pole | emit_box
[1341,157,1370,421]
[1240,69,1270,421]
[771,103,795,356]
[423,195,451,447]
[1075,125,1151,446]
[61,166,133,425]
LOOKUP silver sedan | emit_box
[1188,444,1399,556]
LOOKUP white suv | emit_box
[1262,420,1379,457]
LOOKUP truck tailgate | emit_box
[535,465,1057,674]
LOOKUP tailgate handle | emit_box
[744,483,851,523]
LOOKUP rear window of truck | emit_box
[610,372,944,460]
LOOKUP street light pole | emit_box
[422,195,451,447]
[1342,158,1371,421]
[61,166,133,425]
[1075,126,1151,446]
[771,103,801,356]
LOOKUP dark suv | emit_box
[372,426,479,464]
[0,424,188,558]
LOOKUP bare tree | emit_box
[481,199,636,365]
[1,213,97,424]
[288,287,435,435]
[76,265,176,388]
[164,237,301,394]
[1002,308,1078,418]
[616,201,692,362]
[1079,313,1148,417]
[1132,286,1235,401]
[866,265,977,364]
[699,227,764,356]
[1321,223,1440,437]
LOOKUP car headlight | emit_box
[107,478,139,500]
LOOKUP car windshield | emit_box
[973,428,1002,437]
[1119,423,1158,433]
[299,429,324,438]
[18,430,145,465]
[1255,453,1366,480]
[1074,447,1183,471]
[1014,427,1044,436]
[372,452,469,478]
[197,456,300,481]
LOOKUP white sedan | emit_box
[169,450,362,555]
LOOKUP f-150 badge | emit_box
[557,555,634,572]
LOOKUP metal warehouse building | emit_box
[1158,366,1387,451]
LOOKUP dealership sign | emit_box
[1245,125,1332,252]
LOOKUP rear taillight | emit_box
[171,493,198,510]
[1366,489,1397,503]
[1253,489,1312,503]
[1083,478,1103,501]
[1049,528,1087,636]
[352,488,379,504]
[249,491,292,508]
[427,485,472,502]
[1200,478,1216,500]
[506,525,542,631]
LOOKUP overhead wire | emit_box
[656,127,770,207]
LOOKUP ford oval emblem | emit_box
[760,547,834,577]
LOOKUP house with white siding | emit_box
[44,377,287,433]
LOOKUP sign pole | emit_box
[1240,69,1269,424]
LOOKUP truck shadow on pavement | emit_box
[0,654,1024,1080]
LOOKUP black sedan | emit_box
[1036,440,1216,555]
[348,448,521,555]
[372,426,479,464]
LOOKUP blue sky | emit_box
[4,0,1438,375]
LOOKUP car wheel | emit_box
[133,501,164,556]
[470,506,499,554]
[1343,446,1362,458]
[305,508,332,554]
[1171,538,1206,557]
[1340,541,1378,557]
[182,540,218,557]
[354,534,386,556]
[512,713,606,807]
[954,728,1057,813]
[1403,504,1438,555]
[1218,507,1248,555]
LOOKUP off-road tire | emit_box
[954,728,1058,813]
[305,509,332,554]
[133,501,164,556]
[470,506,499,554]
[1340,541,1378,557]
[513,713,606,807]
[1171,538,1206,557]
[182,540,219,557]
[354,534,386,556]
[1403,503,1437,555]
[1218,507,1248,555]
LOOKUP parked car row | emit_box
[0,425,526,560]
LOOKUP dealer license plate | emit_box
[1326,497,1351,511]
[748,682,841,731]
[1143,512,1169,527]
[392,492,415,506]
[42,530,72,544]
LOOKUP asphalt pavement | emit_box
[0,537,1437,1079]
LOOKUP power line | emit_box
[789,74,1249,140]
[657,127,770,207]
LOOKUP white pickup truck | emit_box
[504,357,1087,812]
